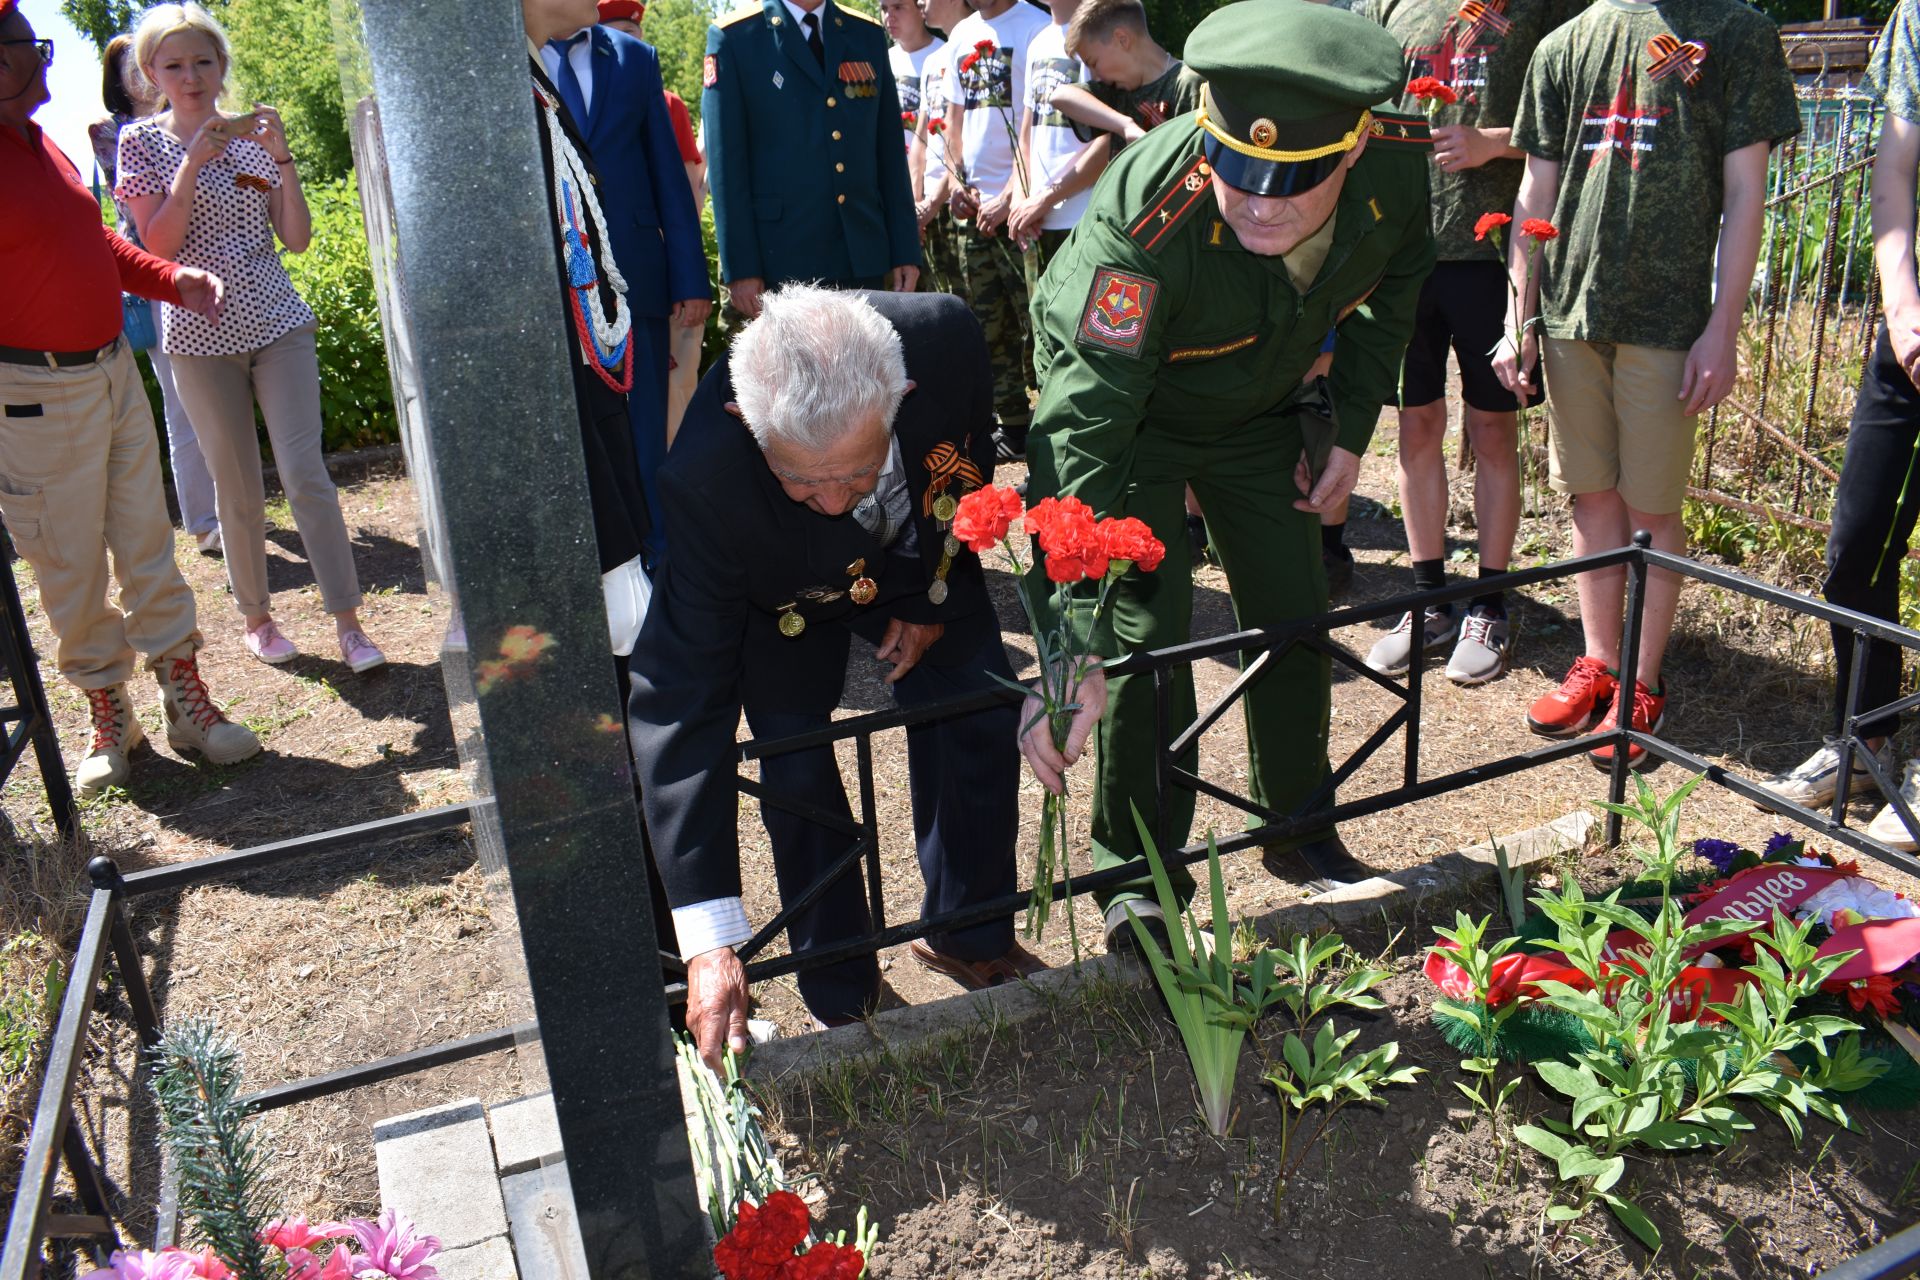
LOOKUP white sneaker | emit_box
[1866,759,1920,851]
[195,526,222,555]
[1754,737,1891,810]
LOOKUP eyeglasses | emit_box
[0,39,53,67]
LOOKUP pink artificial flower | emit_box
[285,1246,356,1280]
[88,1250,200,1280]
[348,1210,444,1279]
[182,1248,232,1280]
[262,1218,355,1253]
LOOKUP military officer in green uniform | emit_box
[703,0,923,318]
[1018,0,1437,949]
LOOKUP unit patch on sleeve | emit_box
[1077,267,1160,357]
[704,54,719,86]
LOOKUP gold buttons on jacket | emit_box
[832,130,842,140]
[826,96,837,107]
[837,194,846,203]
[835,162,845,172]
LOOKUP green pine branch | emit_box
[150,1019,279,1280]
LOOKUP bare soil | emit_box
[773,914,1920,1280]
[8,423,1920,1260]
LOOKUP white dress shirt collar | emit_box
[783,0,826,35]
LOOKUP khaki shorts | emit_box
[1541,337,1698,515]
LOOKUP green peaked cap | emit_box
[1185,0,1408,195]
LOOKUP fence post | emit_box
[1607,535,1652,846]
[0,536,79,839]
[87,858,160,1049]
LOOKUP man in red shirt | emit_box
[0,0,259,797]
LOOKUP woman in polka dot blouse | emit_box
[118,2,385,673]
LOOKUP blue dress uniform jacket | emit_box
[702,0,923,287]
[579,25,708,319]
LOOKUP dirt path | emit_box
[13,431,1916,1227]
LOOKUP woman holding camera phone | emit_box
[119,2,384,672]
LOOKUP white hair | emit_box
[731,285,909,452]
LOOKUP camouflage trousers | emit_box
[917,214,966,297]
[957,221,1036,430]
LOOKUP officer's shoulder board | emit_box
[1124,154,1214,254]
[836,5,884,25]
[715,3,761,28]
[1366,109,1434,151]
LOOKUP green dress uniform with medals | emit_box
[1024,0,1438,914]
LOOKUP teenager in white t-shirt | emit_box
[912,0,971,293]
[941,0,1051,458]
[1007,0,1110,260]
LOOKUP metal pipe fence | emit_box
[7,543,1920,1277]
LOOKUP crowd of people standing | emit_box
[12,0,1920,1062]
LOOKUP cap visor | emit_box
[1202,135,1345,198]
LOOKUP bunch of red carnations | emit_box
[712,1192,865,1280]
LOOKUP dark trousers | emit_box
[629,314,671,562]
[745,627,1020,1022]
[1825,323,1920,740]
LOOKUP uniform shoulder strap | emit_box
[1365,109,1434,151]
[838,5,883,25]
[715,3,761,27]
[1124,154,1215,255]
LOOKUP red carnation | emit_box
[755,1192,812,1252]
[958,51,978,72]
[953,484,1023,552]
[1473,212,1511,242]
[777,1242,866,1280]
[975,37,996,52]
[1827,973,1901,1019]
[1520,217,1559,242]
[928,116,946,134]
[715,1234,781,1280]
[901,111,917,126]
[1026,497,1108,583]
[1099,516,1165,574]
[1406,76,1458,104]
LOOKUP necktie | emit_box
[853,452,916,552]
[802,11,825,66]
[546,32,591,128]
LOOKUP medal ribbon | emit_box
[1646,33,1708,84]
[921,443,985,514]
[1458,0,1512,37]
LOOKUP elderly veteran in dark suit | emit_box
[629,285,1043,1067]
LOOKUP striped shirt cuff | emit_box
[672,896,753,961]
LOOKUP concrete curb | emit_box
[745,808,1596,1088]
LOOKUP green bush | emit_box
[281,174,396,450]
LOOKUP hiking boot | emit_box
[1322,547,1354,603]
[1527,656,1618,737]
[1364,606,1457,677]
[1754,737,1892,811]
[1445,605,1511,686]
[156,653,262,765]
[76,683,144,798]
[1586,680,1668,772]
[1866,759,1920,851]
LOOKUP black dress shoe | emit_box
[1262,833,1379,895]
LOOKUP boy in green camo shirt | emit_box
[1048,0,1205,146]
[1358,0,1587,688]
[1494,0,1798,768]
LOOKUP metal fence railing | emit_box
[6,542,1918,1278]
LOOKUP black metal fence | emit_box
[7,539,1920,1277]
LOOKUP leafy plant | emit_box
[1427,912,1525,1136]
[1491,831,1527,934]
[1124,811,1420,1183]
[280,174,396,450]
[1511,778,1885,1251]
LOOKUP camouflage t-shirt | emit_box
[1089,60,1207,132]
[1512,0,1800,350]
[1360,0,1588,261]
[1869,0,1920,124]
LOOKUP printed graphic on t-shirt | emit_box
[1028,55,1078,129]
[1579,67,1671,169]
[1406,21,1493,104]
[899,74,923,115]
[957,46,1016,109]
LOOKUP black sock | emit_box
[1473,564,1508,616]
[1321,520,1350,557]
[1412,557,1447,595]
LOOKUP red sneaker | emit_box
[1526,656,1618,737]
[1586,680,1668,772]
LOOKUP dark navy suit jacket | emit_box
[578,25,708,318]
[628,292,996,907]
